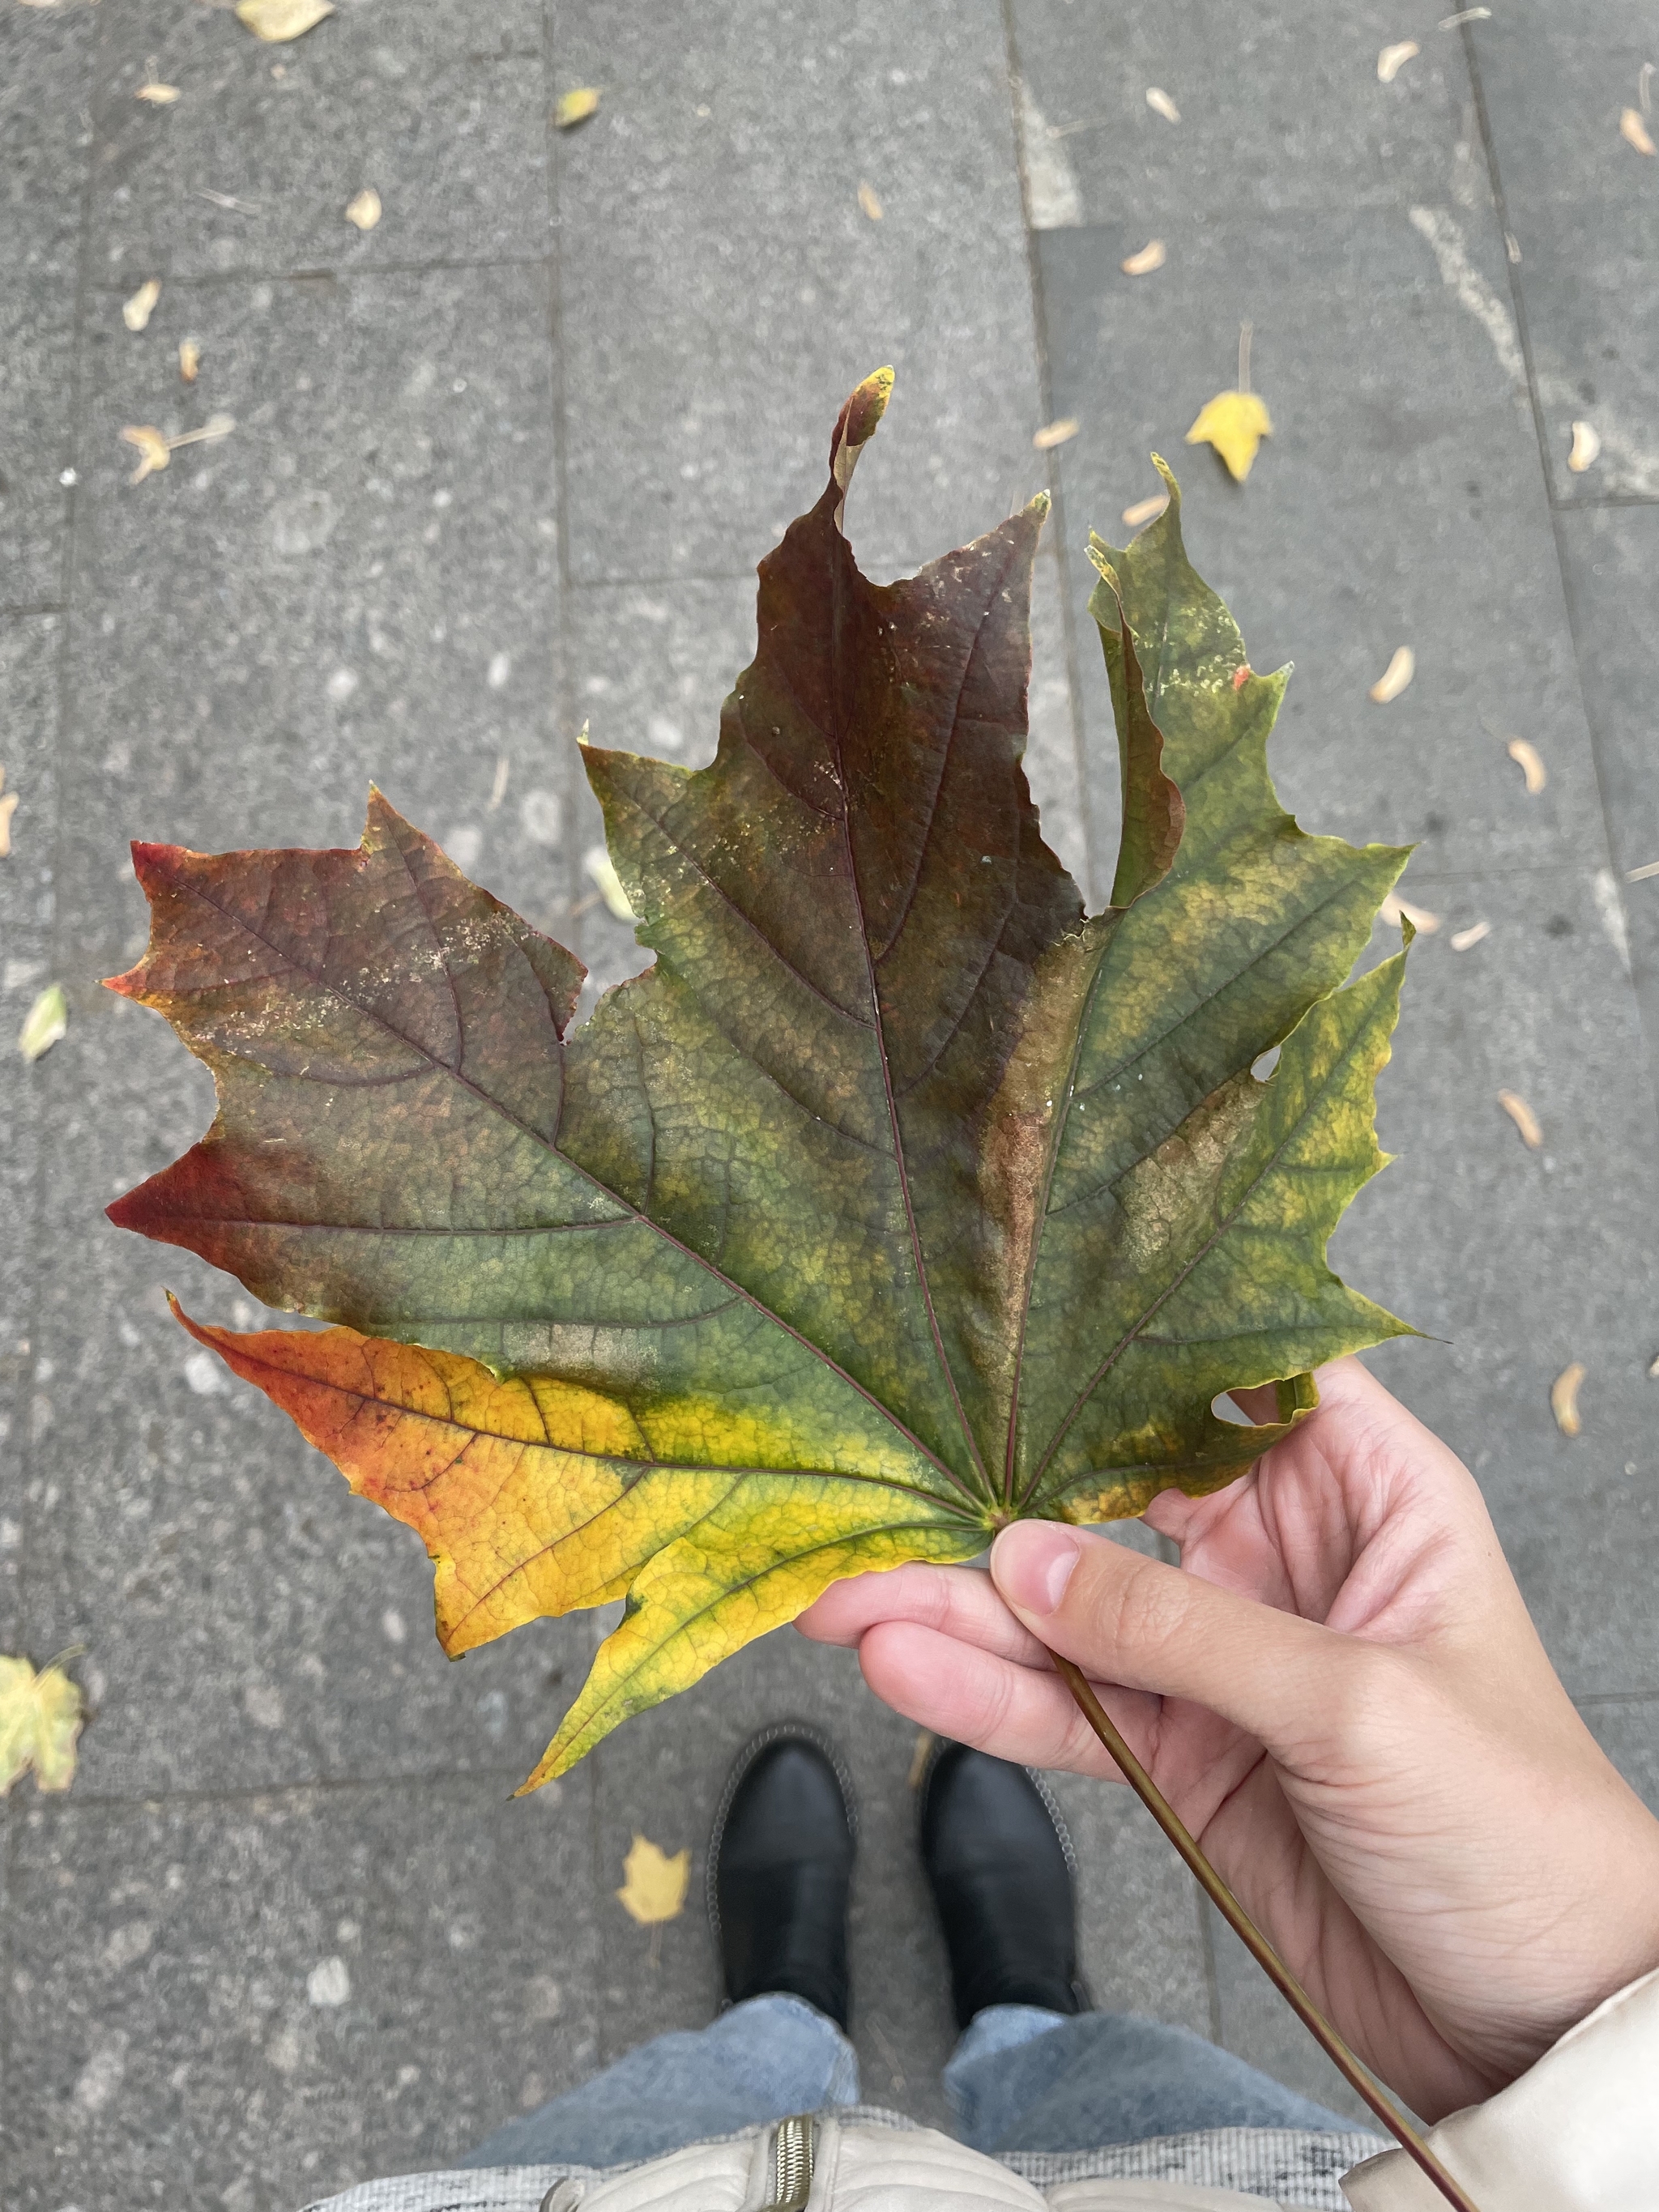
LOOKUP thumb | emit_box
[991,1520,1374,1757]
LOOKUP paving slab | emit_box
[556,0,1043,590]
[89,0,547,285]
[7,1769,599,2212]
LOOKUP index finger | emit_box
[795,1559,1053,1668]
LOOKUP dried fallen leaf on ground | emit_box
[0,1656,83,1794]
[1377,41,1420,83]
[1033,417,1078,450]
[582,842,637,920]
[1449,919,1490,950]
[1380,892,1439,933]
[122,425,171,483]
[1369,646,1414,703]
[19,983,66,1063]
[235,0,334,40]
[554,87,600,129]
[345,187,382,231]
[0,785,16,859]
[136,80,181,104]
[858,180,884,220]
[1627,859,1659,883]
[1620,107,1657,156]
[1567,420,1601,471]
[1550,1362,1585,1437]
[1439,9,1491,24]
[1122,491,1170,527]
[1497,1089,1542,1149]
[1121,239,1166,275]
[179,338,199,383]
[123,279,161,333]
[488,755,510,811]
[1145,87,1180,122]
[616,1835,689,1924]
[1506,737,1546,793]
[1186,390,1271,481]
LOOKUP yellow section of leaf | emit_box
[1033,418,1079,450]
[1497,1089,1542,1149]
[616,1835,690,1924]
[235,0,335,40]
[179,339,200,383]
[1376,41,1419,83]
[1550,1362,1585,1438]
[1185,390,1271,482]
[0,1656,83,1794]
[1369,646,1414,703]
[345,187,382,231]
[555,87,601,129]
[19,984,66,1063]
[858,181,884,221]
[1506,737,1546,793]
[1145,87,1179,122]
[1567,420,1601,471]
[1620,107,1657,156]
[1121,239,1166,275]
[136,81,181,104]
[123,279,161,333]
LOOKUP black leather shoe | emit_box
[709,1723,856,2030]
[919,1741,1090,2029]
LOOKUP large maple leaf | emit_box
[109,376,1412,1788]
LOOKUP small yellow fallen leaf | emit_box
[858,180,884,221]
[1620,106,1657,156]
[1449,918,1491,950]
[1120,238,1166,275]
[1369,646,1414,702]
[1506,736,1546,794]
[907,1728,935,1791]
[1550,1362,1585,1438]
[1033,417,1078,450]
[616,1833,689,1924]
[1377,40,1420,83]
[136,81,181,104]
[0,1656,83,1794]
[1122,492,1170,528]
[123,279,162,333]
[122,425,171,484]
[1567,420,1601,471]
[235,0,335,40]
[554,87,601,130]
[583,845,637,922]
[1145,87,1180,122]
[1380,892,1439,934]
[345,186,382,232]
[19,983,66,1063]
[1186,389,1271,481]
[179,338,200,383]
[1497,1088,1542,1149]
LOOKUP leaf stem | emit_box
[1050,1654,1484,2212]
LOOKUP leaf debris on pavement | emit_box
[0,1656,83,1795]
[1033,418,1078,450]
[19,983,66,1063]
[1145,87,1180,121]
[1567,420,1601,471]
[1380,892,1439,933]
[122,414,237,485]
[123,279,162,333]
[1497,1089,1542,1149]
[1506,737,1546,793]
[0,769,16,859]
[1439,9,1491,25]
[1620,107,1657,156]
[1369,646,1415,703]
[1377,41,1420,83]
[1550,1363,1585,1438]
[1449,919,1491,951]
[1121,239,1166,275]
[554,87,601,129]
[179,338,200,383]
[858,181,884,220]
[235,0,335,40]
[616,1835,690,1924]
[907,1729,935,1789]
[1627,859,1659,884]
[1122,492,1170,527]
[345,187,382,231]
[136,80,181,104]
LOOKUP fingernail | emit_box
[992,1522,1081,1615]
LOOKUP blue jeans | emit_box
[458,1997,1353,2168]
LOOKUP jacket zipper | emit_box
[763,2113,816,2212]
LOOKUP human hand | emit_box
[797,1357,1659,2120]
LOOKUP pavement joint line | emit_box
[14,1765,542,1816]
[0,605,66,624]
[85,254,553,292]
